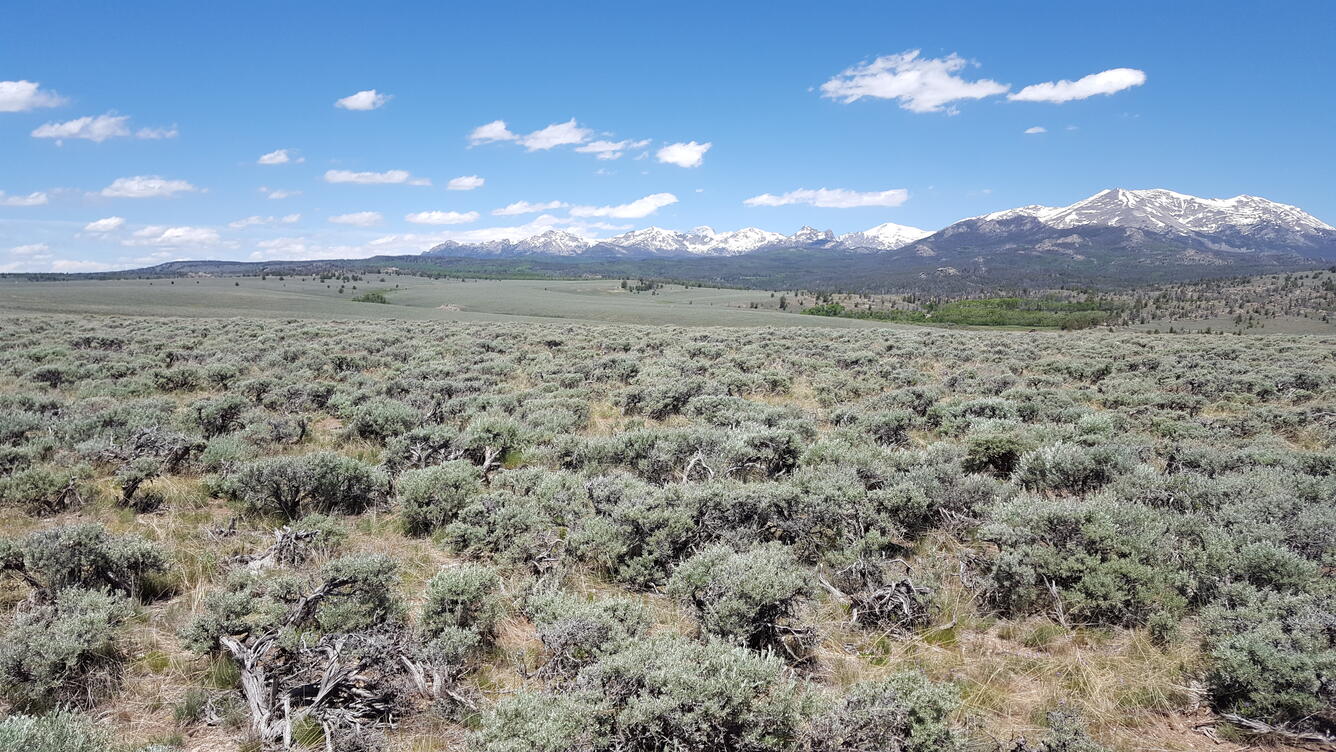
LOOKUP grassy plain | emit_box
[0,275,902,329]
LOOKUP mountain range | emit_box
[424,188,1336,263]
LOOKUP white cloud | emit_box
[32,113,130,143]
[0,191,49,207]
[492,200,568,216]
[134,125,178,140]
[743,187,909,209]
[257,148,299,165]
[261,187,301,199]
[126,225,222,247]
[1024,126,1047,134]
[1010,68,1146,103]
[469,119,517,145]
[84,216,126,232]
[9,243,49,256]
[31,113,176,143]
[324,169,430,186]
[569,192,678,219]
[519,118,592,151]
[100,176,199,198]
[575,139,651,160]
[335,89,391,111]
[328,211,383,226]
[447,175,485,191]
[405,210,480,225]
[820,50,1009,113]
[0,80,66,112]
[656,141,712,168]
[229,214,301,229]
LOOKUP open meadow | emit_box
[0,290,1331,752]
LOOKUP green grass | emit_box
[0,275,908,329]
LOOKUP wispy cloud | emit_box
[405,210,480,225]
[328,211,384,226]
[1009,68,1147,103]
[569,192,678,219]
[576,139,651,160]
[100,176,199,198]
[84,216,126,232]
[492,200,568,216]
[324,169,430,186]
[1024,126,1047,134]
[447,175,485,191]
[32,112,176,143]
[744,187,909,208]
[0,191,49,207]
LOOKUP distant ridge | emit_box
[422,188,1336,264]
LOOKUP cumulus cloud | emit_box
[447,175,485,191]
[258,148,301,165]
[656,141,711,168]
[405,210,480,225]
[335,89,391,110]
[84,216,126,232]
[820,50,1009,113]
[100,176,199,198]
[324,169,430,186]
[575,139,651,160]
[569,192,678,219]
[469,119,518,145]
[0,80,66,112]
[1024,126,1047,134]
[126,225,222,247]
[743,187,909,209]
[328,211,383,226]
[1010,68,1146,103]
[0,191,49,207]
[492,200,568,216]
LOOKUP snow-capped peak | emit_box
[967,188,1334,234]
[839,221,931,250]
[513,229,592,255]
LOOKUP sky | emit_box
[2,0,1334,272]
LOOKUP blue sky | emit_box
[2,0,1334,270]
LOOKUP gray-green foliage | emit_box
[475,636,809,752]
[668,543,815,654]
[0,588,132,711]
[0,523,166,598]
[807,672,962,752]
[421,563,505,645]
[397,461,483,535]
[0,711,112,752]
[225,451,388,518]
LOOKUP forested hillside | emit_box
[0,316,1332,751]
